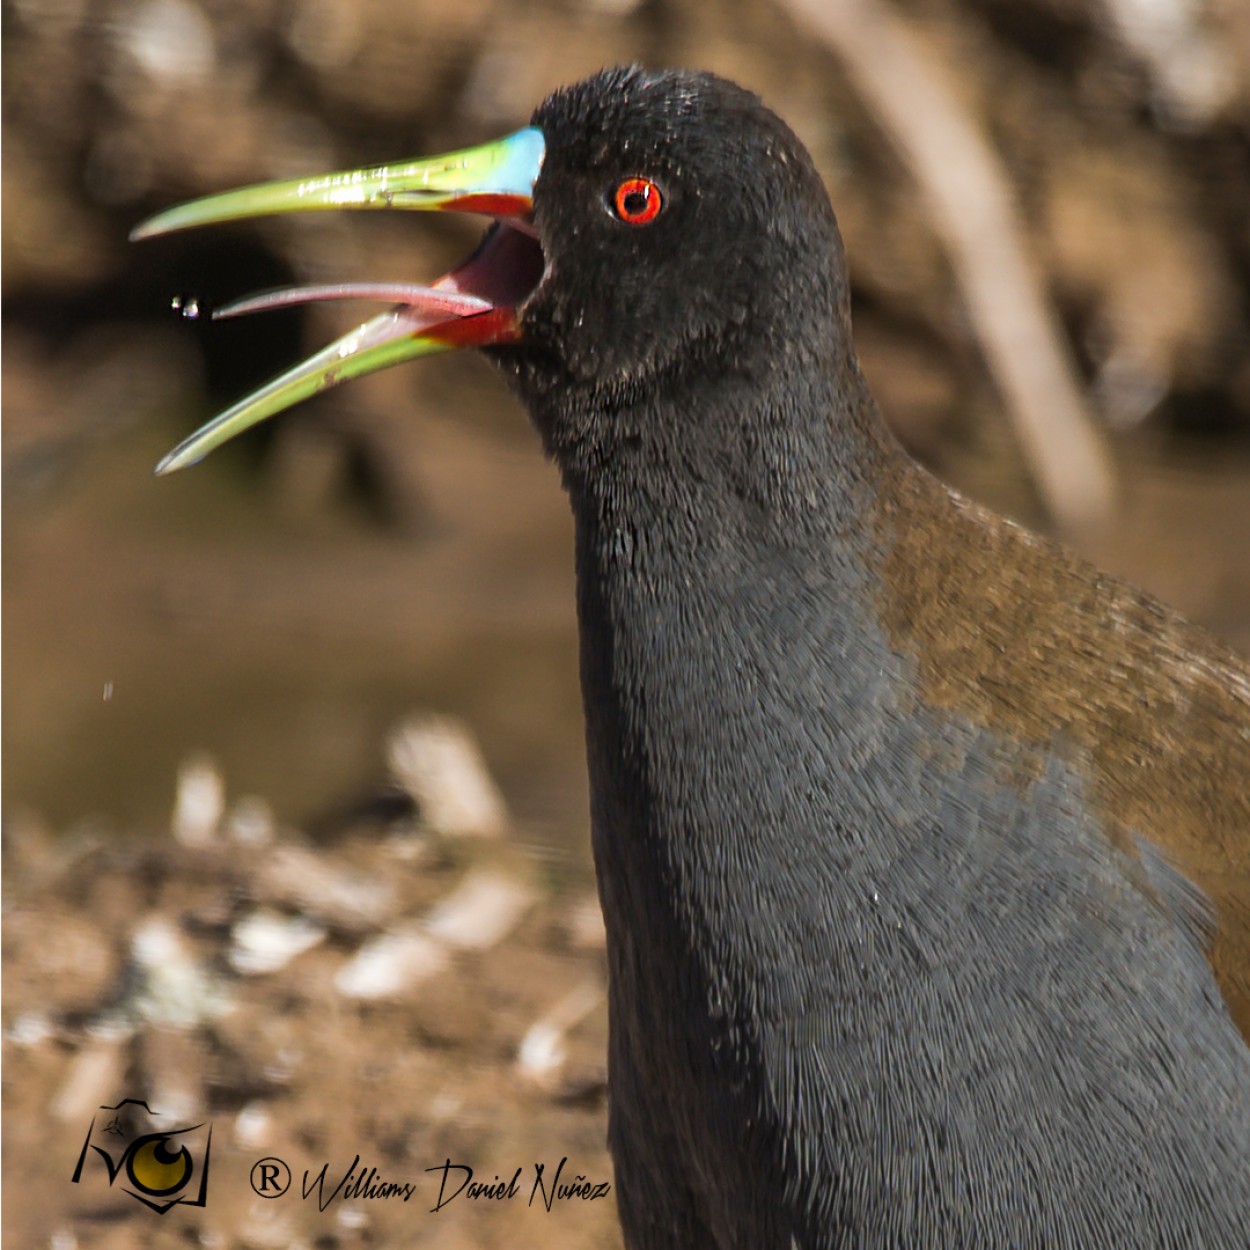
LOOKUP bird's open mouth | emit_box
[130,127,548,474]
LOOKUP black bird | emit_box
[135,67,1250,1248]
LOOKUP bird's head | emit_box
[133,66,850,474]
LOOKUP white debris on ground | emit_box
[334,869,537,1000]
[423,870,534,952]
[517,978,605,1082]
[387,712,509,838]
[229,908,327,975]
[129,913,233,1027]
[3,714,612,1250]
[225,794,276,846]
[171,751,225,846]
[255,843,400,933]
[333,924,450,999]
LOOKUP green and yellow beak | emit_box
[131,127,546,474]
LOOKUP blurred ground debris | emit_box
[3,723,614,1250]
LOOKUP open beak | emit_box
[130,127,546,474]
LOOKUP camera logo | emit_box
[70,1098,212,1213]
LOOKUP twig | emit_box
[780,0,1116,528]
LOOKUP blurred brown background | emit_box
[4,1,1249,1246]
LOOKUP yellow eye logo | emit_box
[127,1137,194,1196]
[71,1099,212,1213]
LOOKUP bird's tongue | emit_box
[129,128,546,474]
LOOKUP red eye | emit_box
[612,177,663,225]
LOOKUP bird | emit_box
[133,66,1250,1248]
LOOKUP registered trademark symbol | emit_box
[250,1156,291,1198]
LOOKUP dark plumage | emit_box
[501,68,1250,1248]
[137,65,1250,1248]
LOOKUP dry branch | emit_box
[781,0,1117,529]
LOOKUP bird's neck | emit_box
[557,339,895,530]
[561,363,915,966]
